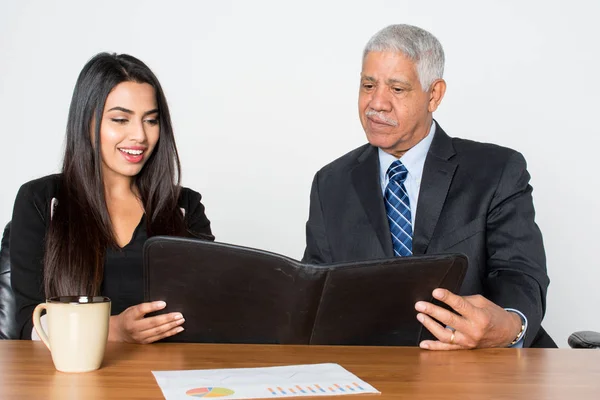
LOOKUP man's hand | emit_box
[108,301,185,344]
[414,288,522,350]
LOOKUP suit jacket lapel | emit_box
[413,124,457,255]
[350,146,394,258]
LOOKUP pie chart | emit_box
[186,387,235,398]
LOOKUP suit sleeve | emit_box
[10,183,48,339]
[183,189,215,241]
[485,152,549,347]
[302,172,333,264]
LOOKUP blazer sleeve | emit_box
[302,172,333,264]
[485,151,549,347]
[181,188,215,241]
[10,183,49,339]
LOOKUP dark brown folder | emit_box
[143,236,467,346]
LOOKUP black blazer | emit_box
[303,123,553,347]
[10,174,213,339]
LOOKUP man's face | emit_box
[358,51,441,157]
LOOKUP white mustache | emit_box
[365,110,398,127]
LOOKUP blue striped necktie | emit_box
[384,160,413,257]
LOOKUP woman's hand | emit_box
[108,301,185,344]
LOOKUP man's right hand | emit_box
[108,301,185,344]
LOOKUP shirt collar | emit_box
[378,121,436,185]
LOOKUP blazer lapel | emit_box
[413,124,457,255]
[350,146,394,258]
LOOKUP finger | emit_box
[129,301,167,318]
[415,301,466,332]
[417,313,463,344]
[139,314,185,337]
[136,312,184,333]
[419,340,464,351]
[463,294,490,308]
[142,326,185,344]
[432,289,476,317]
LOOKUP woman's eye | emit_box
[111,118,128,124]
[145,118,159,126]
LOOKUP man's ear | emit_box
[428,79,446,113]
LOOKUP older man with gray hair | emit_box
[303,24,554,349]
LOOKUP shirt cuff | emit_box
[505,308,528,348]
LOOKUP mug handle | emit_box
[32,303,51,350]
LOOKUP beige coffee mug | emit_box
[33,296,111,373]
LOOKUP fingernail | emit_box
[156,301,166,308]
[173,313,183,320]
[432,289,444,299]
[417,313,425,323]
[415,302,426,312]
[420,342,429,349]
[176,327,184,333]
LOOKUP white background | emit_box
[1,0,598,347]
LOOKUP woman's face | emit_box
[98,81,160,183]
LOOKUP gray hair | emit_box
[363,24,445,90]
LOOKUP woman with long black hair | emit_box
[10,52,213,343]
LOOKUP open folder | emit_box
[143,236,467,346]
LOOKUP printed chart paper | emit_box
[152,363,380,400]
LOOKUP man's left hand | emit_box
[414,288,523,350]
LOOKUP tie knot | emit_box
[386,160,408,183]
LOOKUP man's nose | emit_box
[369,86,392,112]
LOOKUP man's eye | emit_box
[392,87,404,93]
[362,83,374,90]
[111,118,128,124]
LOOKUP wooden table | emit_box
[1,341,599,399]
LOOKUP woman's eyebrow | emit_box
[106,106,133,114]
[105,107,158,117]
[143,108,159,117]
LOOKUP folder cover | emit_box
[143,236,467,346]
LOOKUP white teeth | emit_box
[119,149,143,155]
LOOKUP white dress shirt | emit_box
[378,122,436,225]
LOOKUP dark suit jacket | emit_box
[303,123,554,348]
